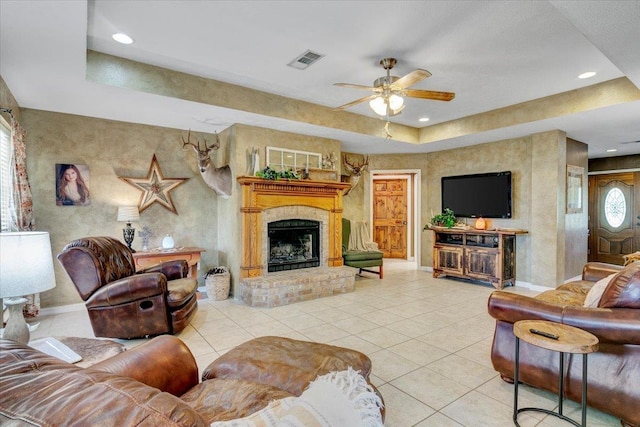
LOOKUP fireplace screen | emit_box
[268,219,320,272]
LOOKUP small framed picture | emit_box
[56,164,91,206]
[566,165,583,214]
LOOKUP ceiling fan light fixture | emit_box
[369,96,388,116]
[389,94,404,110]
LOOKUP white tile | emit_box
[369,349,421,382]
[377,383,436,427]
[387,339,450,365]
[359,326,411,348]
[391,366,471,410]
[426,354,497,389]
[441,390,539,427]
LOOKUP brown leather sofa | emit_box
[57,236,198,339]
[488,261,640,427]
[0,335,382,426]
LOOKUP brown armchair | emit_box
[57,236,198,339]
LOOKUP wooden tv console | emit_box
[429,227,527,289]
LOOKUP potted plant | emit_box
[426,208,457,229]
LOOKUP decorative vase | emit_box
[162,234,175,249]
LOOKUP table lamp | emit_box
[0,231,56,344]
[117,206,140,252]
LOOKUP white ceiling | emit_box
[1,0,639,158]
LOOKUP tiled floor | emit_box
[31,259,620,426]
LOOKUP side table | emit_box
[132,247,205,278]
[513,320,599,427]
[30,336,126,368]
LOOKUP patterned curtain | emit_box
[9,118,39,317]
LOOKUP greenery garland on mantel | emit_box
[255,166,300,180]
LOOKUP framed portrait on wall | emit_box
[56,164,91,206]
[566,165,583,214]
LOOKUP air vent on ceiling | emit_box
[287,50,324,70]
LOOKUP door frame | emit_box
[588,166,640,263]
[369,169,421,266]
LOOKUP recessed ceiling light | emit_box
[606,148,618,153]
[419,117,430,122]
[112,33,133,45]
[578,71,596,79]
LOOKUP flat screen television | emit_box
[441,171,512,218]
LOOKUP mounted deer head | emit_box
[182,130,232,198]
[341,155,369,196]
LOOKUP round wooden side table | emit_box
[513,320,599,427]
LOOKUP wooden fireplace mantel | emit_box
[238,176,351,278]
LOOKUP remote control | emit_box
[529,328,559,340]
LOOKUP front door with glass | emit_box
[588,172,640,264]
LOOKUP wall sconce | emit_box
[117,206,140,252]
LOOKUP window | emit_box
[266,147,321,172]
[604,187,626,228]
[0,121,12,232]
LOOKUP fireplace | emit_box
[268,219,320,272]
[237,177,356,307]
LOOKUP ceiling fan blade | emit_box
[404,89,455,101]
[392,69,432,89]
[334,94,377,111]
[334,83,381,92]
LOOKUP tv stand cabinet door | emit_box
[433,245,464,277]
[464,247,501,285]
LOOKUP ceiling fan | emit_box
[334,58,455,117]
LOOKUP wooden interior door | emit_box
[588,172,640,264]
[373,179,408,258]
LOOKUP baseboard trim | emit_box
[39,303,85,316]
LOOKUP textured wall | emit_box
[0,75,20,124]
[425,138,534,284]
[22,109,220,308]
[341,152,367,222]
[564,138,589,279]
[530,131,565,287]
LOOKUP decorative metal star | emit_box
[120,155,188,215]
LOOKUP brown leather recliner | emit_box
[488,261,640,427]
[57,236,198,339]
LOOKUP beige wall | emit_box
[530,130,566,287]
[21,109,221,308]
[424,137,533,284]
[0,75,20,124]
[564,138,589,279]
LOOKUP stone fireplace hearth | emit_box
[237,177,356,307]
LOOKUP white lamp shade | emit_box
[0,231,56,298]
[388,94,404,110]
[369,96,388,116]
[117,206,140,222]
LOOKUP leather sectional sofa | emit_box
[488,261,640,427]
[0,335,383,426]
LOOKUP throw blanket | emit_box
[348,220,379,251]
[210,367,384,427]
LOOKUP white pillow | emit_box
[210,367,384,427]
[584,273,616,308]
